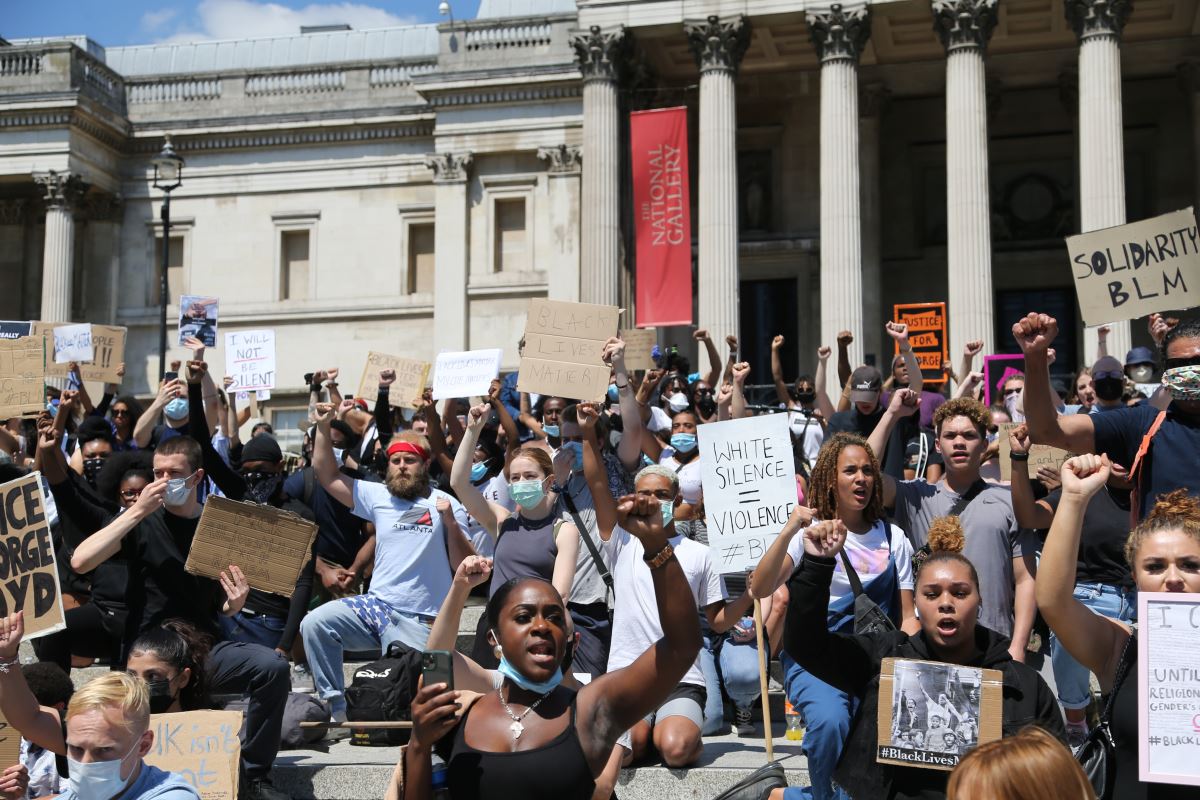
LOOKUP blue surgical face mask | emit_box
[660,500,675,527]
[542,424,560,438]
[164,397,189,421]
[163,472,196,507]
[492,630,564,694]
[331,447,345,465]
[510,478,545,509]
[670,433,697,453]
[470,461,489,483]
[561,441,584,471]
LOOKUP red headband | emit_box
[387,441,430,462]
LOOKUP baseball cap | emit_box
[849,366,883,403]
[1125,346,1155,366]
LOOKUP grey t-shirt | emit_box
[556,473,610,606]
[891,479,1035,637]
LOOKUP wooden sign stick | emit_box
[753,596,774,762]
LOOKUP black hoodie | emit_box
[784,554,1065,800]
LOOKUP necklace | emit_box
[497,682,551,740]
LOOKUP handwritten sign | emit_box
[894,303,948,385]
[224,330,276,392]
[357,352,431,409]
[0,711,19,769]
[621,328,658,371]
[1138,592,1200,787]
[52,323,92,364]
[698,413,796,573]
[0,337,45,418]
[1067,208,1200,326]
[186,496,317,597]
[981,353,1025,408]
[432,349,502,401]
[0,474,65,638]
[179,296,219,348]
[145,710,242,800]
[518,299,619,402]
[996,423,1071,481]
[29,323,126,383]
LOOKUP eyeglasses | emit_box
[119,488,143,501]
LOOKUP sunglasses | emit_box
[1003,388,1022,397]
[1164,357,1200,372]
[111,408,130,417]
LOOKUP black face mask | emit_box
[1094,377,1124,402]
[82,457,105,488]
[697,397,717,417]
[241,471,283,504]
[147,679,177,714]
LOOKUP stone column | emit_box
[538,144,583,303]
[571,26,626,307]
[809,4,871,365]
[860,83,889,365]
[33,171,86,325]
[685,15,750,349]
[1067,0,1133,363]
[427,152,473,354]
[934,0,998,356]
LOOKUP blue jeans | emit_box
[1050,582,1136,709]
[698,630,764,735]
[699,633,724,735]
[219,611,286,650]
[780,651,853,800]
[298,597,432,716]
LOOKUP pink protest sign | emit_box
[1138,592,1200,787]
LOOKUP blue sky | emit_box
[3,0,467,47]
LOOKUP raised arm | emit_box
[886,321,923,395]
[605,337,642,473]
[731,361,750,420]
[578,402,618,541]
[749,504,814,598]
[187,362,245,500]
[374,370,396,448]
[867,389,918,507]
[813,346,836,419]
[1013,313,1096,454]
[183,337,220,436]
[69,364,95,414]
[956,340,983,387]
[1007,425,1055,530]
[836,330,854,390]
[770,335,793,407]
[694,329,721,388]
[223,376,242,448]
[487,380,521,459]
[416,390,454,476]
[313,403,355,508]
[426,556,497,693]
[134,380,178,448]
[721,335,738,387]
[448,404,505,539]
[0,613,67,754]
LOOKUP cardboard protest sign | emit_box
[358,352,431,409]
[0,337,45,418]
[1138,592,1200,787]
[145,710,242,800]
[518,299,619,402]
[893,303,948,385]
[698,412,796,573]
[621,328,658,371]
[1067,208,1200,326]
[185,496,317,597]
[0,474,65,638]
[0,322,31,340]
[0,712,20,769]
[981,354,1024,408]
[52,323,92,364]
[224,330,276,392]
[877,658,1002,771]
[432,349,502,401]
[179,296,219,348]
[996,423,1071,482]
[30,323,127,383]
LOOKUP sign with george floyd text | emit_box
[1137,592,1200,787]
[186,496,317,597]
[698,412,796,573]
[224,330,276,392]
[0,474,65,638]
[432,349,502,401]
[1066,208,1200,326]
[357,352,431,409]
[893,303,948,385]
[518,299,619,402]
[145,710,242,800]
[0,337,45,418]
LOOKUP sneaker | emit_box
[290,663,314,692]
[1066,721,1089,752]
[243,778,291,800]
[324,707,351,741]
[733,706,755,737]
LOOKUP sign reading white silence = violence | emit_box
[698,413,796,573]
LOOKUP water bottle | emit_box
[785,700,805,742]
[431,761,450,799]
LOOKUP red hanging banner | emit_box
[631,107,693,327]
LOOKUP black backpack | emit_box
[345,641,423,746]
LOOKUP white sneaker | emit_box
[733,706,755,737]
[291,663,314,692]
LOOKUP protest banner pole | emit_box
[753,596,774,762]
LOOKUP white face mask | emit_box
[68,738,141,800]
[1128,365,1154,384]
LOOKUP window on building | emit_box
[269,406,307,453]
[494,198,528,272]
[408,223,435,294]
[280,230,310,300]
[152,235,185,304]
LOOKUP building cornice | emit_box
[125,120,435,154]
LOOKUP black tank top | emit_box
[445,690,595,800]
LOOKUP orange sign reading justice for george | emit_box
[893,303,948,385]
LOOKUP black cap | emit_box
[849,366,883,402]
[241,433,282,464]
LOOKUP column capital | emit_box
[538,144,582,174]
[684,15,751,75]
[932,0,998,53]
[570,25,628,84]
[425,152,473,184]
[1065,0,1132,42]
[808,4,871,65]
[32,171,87,210]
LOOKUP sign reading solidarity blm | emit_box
[518,299,619,402]
[893,303,948,385]
[1066,208,1200,326]
[698,413,796,573]
[145,710,242,800]
[224,330,276,392]
[1137,592,1200,787]
[0,474,65,638]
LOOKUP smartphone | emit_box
[421,649,453,692]
[164,371,178,381]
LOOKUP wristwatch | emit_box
[643,542,675,570]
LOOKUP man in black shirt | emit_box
[827,365,921,479]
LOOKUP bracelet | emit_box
[1009,452,1029,462]
[643,542,675,570]
[616,383,629,390]
[0,657,18,674]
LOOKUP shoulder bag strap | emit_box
[838,549,865,597]
[1100,632,1137,724]
[560,488,614,593]
[948,480,988,518]
[1129,410,1168,526]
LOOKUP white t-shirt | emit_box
[351,480,470,617]
[787,408,825,466]
[464,475,515,558]
[604,529,722,687]
[659,449,703,504]
[786,519,914,606]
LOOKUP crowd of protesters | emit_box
[0,309,1198,800]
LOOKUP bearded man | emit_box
[301,403,473,725]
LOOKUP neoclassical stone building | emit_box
[0,0,1196,440]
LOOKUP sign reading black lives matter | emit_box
[1066,207,1200,326]
[0,474,65,638]
[698,413,796,573]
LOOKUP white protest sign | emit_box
[1138,592,1200,787]
[52,324,93,364]
[224,330,276,392]
[1066,208,1200,326]
[698,413,797,573]
[432,349,502,401]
